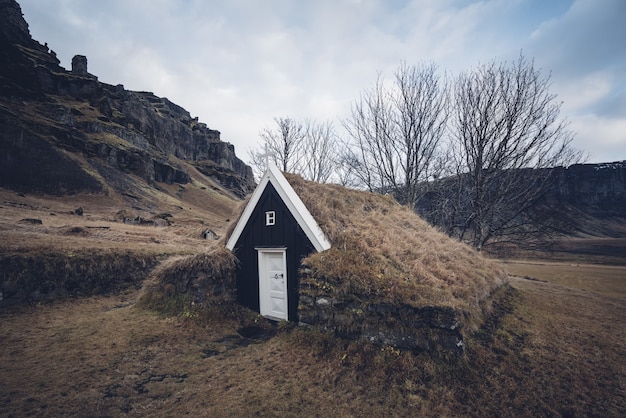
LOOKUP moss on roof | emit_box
[283,173,508,328]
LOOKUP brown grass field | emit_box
[1,187,625,417]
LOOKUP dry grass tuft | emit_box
[285,173,508,330]
[137,246,238,317]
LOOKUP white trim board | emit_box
[225,162,331,253]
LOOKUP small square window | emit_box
[265,211,275,226]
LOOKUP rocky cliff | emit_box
[416,160,626,241]
[0,0,255,197]
[549,161,626,216]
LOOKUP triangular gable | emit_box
[226,163,331,252]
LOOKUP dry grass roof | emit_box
[283,173,508,325]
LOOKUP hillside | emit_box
[0,0,253,306]
[415,161,626,263]
[0,0,254,199]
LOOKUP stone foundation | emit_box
[298,279,465,355]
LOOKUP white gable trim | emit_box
[225,163,331,253]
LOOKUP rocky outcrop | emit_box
[71,55,96,79]
[0,0,255,197]
[0,0,44,51]
[548,161,626,216]
[415,161,626,240]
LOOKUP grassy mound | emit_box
[137,246,239,317]
[285,173,508,331]
[0,249,158,306]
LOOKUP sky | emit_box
[17,0,626,164]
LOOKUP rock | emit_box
[0,0,43,49]
[74,207,83,216]
[202,229,219,240]
[316,297,331,306]
[417,161,626,236]
[298,273,467,356]
[18,218,42,224]
[71,55,96,79]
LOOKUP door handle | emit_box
[273,273,284,279]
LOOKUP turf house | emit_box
[220,163,508,354]
[226,162,331,321]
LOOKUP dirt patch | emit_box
[237,324,277,340]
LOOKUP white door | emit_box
[258,249,288,320]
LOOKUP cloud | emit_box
[558,71,615,113]
[529,0,626,77]
[16,0,626,164]
[522,0,626,160]
[570,114,626,163]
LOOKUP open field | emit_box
[504,260,626,298]
[493,235,626,266]
[1,187,625,416]
[1,261,624,416]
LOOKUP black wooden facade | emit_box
[230,182,316,321]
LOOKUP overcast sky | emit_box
[18,0,626,164]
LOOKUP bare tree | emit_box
[334,140,366,188]
[249,117,339,183]
[343,62,448,207]
[300,119,337,183]
[445,54,582,250]
[251,117,305,174]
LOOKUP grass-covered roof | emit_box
[282,173,508,328]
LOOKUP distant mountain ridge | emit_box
[549,161,626,217]
[415,160,626,241]
[0,0,255,197]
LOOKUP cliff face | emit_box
[415,161,626,240]
[549,162,626,216]
[0,0,255,197]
